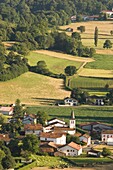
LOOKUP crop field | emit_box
[68,76,113,89]
[27,106,113,125]
[26,51,83,74]
[0,72,70,105]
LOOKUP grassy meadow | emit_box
[26,51,82,74]
[27,106,113,124]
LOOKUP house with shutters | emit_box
[57,141,82,156]
[101,130,113,145]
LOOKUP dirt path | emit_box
[34,50,94,63]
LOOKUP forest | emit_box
[0,0,112,81]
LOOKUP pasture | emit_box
[26,106,113,125]
[0,72,70,105]
[26,51,82,74]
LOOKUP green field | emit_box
[26,52,82,74]
[68,76,113,89]
[85,54,113,70]
[26,106,113,124]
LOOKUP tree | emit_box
[66,134,80,144]
[13,99,23,117]
[103,39,112,49]
[64,66,76,76]
[22,134,40,154]
[94,27,98,47]
[71,88,89,104]
[77,26,85,33]
[106,89,113,105]
[37,111,48,125]
[110,30,113,35]
[90,48,96,57]
[72,32,81,40]
[102,147,111,157]
[1,146,15,169]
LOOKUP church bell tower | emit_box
[69,110,76,130]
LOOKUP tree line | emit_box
[0,43,28,81]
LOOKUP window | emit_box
[107,135,109,138]
[67,150,69,152]
[73,150,75,152]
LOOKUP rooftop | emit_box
[40,132,66,138]
[102,130,113,134]
[67,142,82,151]
[24,124,43,130]
[0,107,13,112]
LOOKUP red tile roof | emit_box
[40,132,65,138]
[68,142,82,151]
[24,124,43,130]
[0,107,13,112]
[102,130,113,134]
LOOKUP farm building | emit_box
[0,106,13,115]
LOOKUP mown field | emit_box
[0,72,70,105]
[60,21,113,50]
[27,106,113,124]
[26,51,82,74]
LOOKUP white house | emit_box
[64,97,78,106]
[40,132,66,145]
[101,130,113,145]
[58,142,82,156]
[79,134,91,146]
[24,124,43,136]
[0,106,13,115]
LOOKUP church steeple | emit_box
[69,110,76,130]
[71,110,75,119]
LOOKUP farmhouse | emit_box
[86,95,105,105]
[40,132,66,145]
[100,9,113,17]
[64,97,78,106]
[57,141,82,156]
[0,106,13,115]
[24,124,43,136]
[101,130,113,145]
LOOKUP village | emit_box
[0,102,113,161]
